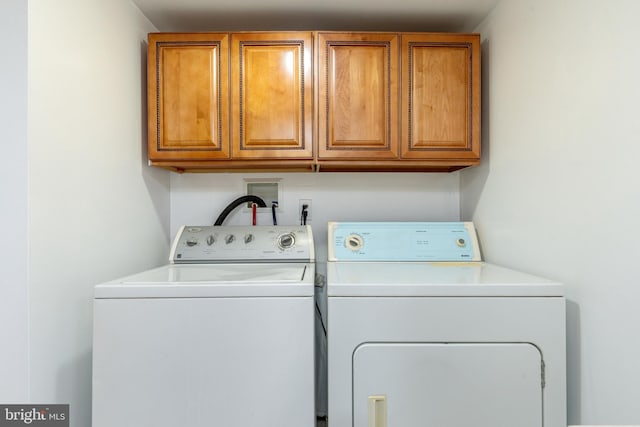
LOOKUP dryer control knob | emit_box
[244,234,254,244]
[277,233,295,249]
[225,234,235,244]
[206,235,215,246]
[345,234,364,251]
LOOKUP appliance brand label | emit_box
[0,405,68,426]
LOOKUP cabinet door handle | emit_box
[368,395,387,427]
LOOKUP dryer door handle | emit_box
[368,395,387,427]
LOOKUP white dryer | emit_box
[326,222,566,427]
[92,225,315,427]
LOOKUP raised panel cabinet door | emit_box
[401,33,481,161]
[148,33,230,161]
[318,32,399,159]
[231,32,313,159]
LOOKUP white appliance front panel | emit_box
[95,263,314,298]
[353,343,542,427]
[327,261,563,297]
[327,296,566,427]
[93,296,315,427]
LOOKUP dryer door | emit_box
[353,343,543,427]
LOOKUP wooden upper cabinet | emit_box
[231,32,314,159]
[401,33,481,162]
[317,33,399,159]
[148,33,230,161]
[146,31,480,172]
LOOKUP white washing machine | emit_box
[326,222,566,427]
[92,225,315,427]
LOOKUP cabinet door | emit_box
[401,33,480,161]
[148,33,230,161]
[231,32,313,159]
[317,33,399,159]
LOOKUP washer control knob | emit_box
[277,233,295,250]
[244,234,254,244]
[456,238,466,247]
[186,238,198,247]
[225,234,235,244]
[206,235,215,246]
[345,234,364,251]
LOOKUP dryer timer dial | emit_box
[345,234,364,251]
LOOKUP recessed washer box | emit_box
[244,179,280,209]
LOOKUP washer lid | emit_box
[95,263,314,298]
[327,262,563,297]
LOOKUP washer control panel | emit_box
[328,222,481,262]
[170,225,314,263]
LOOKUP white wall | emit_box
[21,0,640,424]
[170,173,461,264]
[28,0,169,425]
[0,0,29,402]
[462,0,640,423]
